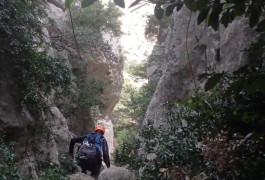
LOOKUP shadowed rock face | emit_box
[0,1,122,178]
[144,7,256,126]
[0,55,24,135]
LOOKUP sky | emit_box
[119,1,155,64]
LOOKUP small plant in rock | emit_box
[0,136,24,180]
[20,52,71,113]
[58,153,77,174]
[39,162,69,180]
[77,77,105,112]
[145,14,170,41]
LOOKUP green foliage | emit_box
[127,63,147,80]
[114,141,142,169]
[39,162,69,180]
[58,153,77,174]
[115,128,135,145]
[0,136,24,180]
[65,0,75,9]
[115,89,265,179]
[68,0,122,61]
[112,79,158,149]
[145,15,170,40]
[72,1,122,36]
[77,77,105,112]
[1,0,71,115]
[0,0,45,55]
[112,65,158,147]
[144,0,265,32]
[21,52,71,112]
[118,80,157,124]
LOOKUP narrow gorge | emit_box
[1,0,265,179]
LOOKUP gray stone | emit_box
[144,7,257,126]
[97,166,135,180]
[69,172,95,180]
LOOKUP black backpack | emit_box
[77,133,102,160]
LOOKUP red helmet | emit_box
[95,125,105,135]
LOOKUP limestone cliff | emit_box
[144,7,257,126]
[0,1,122,178]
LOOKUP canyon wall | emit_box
[0,1,122,177]
[144,7,257,126]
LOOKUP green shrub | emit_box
[1,0,72,115]
[77,77,105,112]
[145,14,170,40]
[39,162,69,180]
[114,141,142,170]
[68,0,123,60]
[112,66,158,149]
[0,136,24,180]
[114,89,265,179]
[72,1,123,36]
[0,0,46,56]
[20,52,71,112]
[127,63,147,80]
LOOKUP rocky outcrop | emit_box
[85,45,123,117]
[144,7,256,126]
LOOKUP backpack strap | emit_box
[83,133,103,155]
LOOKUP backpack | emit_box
[77,133,103,161]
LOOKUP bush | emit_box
[114,89,265,179]
[68,0,123,61]
[20,52,71,112]
[72,1,122,36]
[0,136,24,180]
[77,77,105,113]
[39,162,69,180]
[1,0,72,115]
[127,63,147,80]
[145,15,170,40]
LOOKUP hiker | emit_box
[69,125,110,175]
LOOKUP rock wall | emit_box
[0,1,122,178]
[144,7,257,126]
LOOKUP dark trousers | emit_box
[78,153,102,175]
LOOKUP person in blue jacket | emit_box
[69,125,110,175]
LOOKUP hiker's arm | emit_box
[69,136,86,155]
[102,138,110,168]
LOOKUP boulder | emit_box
[97,166,134,180]
[69,172,95,180]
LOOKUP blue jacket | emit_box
[69,132,110,168]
